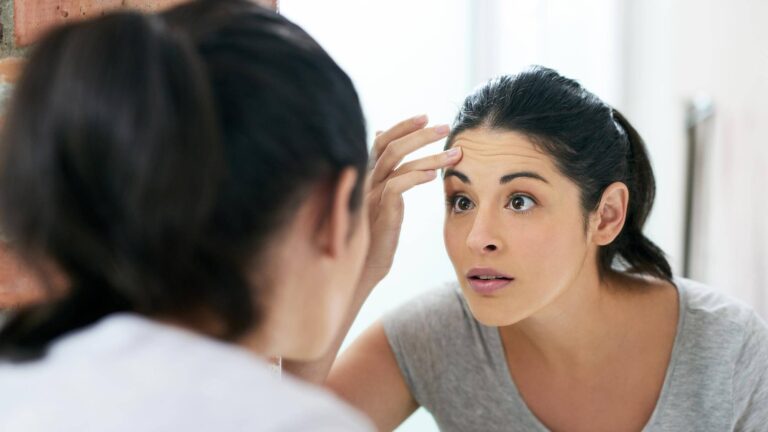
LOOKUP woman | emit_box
[312,67,768,431]
[0,1,458,430]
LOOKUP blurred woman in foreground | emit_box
[0,1,458,430]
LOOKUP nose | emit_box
[466,209,503,255]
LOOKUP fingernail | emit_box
[446,147,461,159]
[435,124,450,135]
[426,170,437,179]
[413,114,428,125]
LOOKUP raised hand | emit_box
[360,114,462,285]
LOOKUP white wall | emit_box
[623,0,768,316]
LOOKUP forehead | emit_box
[450,128,556,175]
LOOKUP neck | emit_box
[502,269,637,371]
[236,309,287,359]
[157,310,278,360]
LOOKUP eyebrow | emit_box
[444,169,549,185]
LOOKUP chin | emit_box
[470,309,524,327]
[462,292,531,327]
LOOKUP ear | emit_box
[590,182,629,246]
[318,168,359,258]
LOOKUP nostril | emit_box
[484,244,497,252]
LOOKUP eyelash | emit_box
[445,193,538,215]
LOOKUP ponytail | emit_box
[603,109,672,281]
[0,11,237,360]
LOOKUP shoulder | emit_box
[675,279,768,428]
[235,373,375,431]
[119,367,374,431]
[674,277,768,387]
[134,322,375,431]
[0,315,374,431]
[382,281,472,346]
[380,282,496,405]
[676,278,766,339]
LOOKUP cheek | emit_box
[443,216,469,265]
[508,213,587,277]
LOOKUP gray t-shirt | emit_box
[384,278,768,431]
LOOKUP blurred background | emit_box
[280,1,768,430]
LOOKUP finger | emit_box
[372,124,450,184]
[372,114,428,160]
[379,170,438,217]
[390,147,462,179]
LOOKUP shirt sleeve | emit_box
[382,285,467,411]
[732,311,768,430]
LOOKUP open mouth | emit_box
[469,275,512,281]
[466,268,514,295]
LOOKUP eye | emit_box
[507,194,536,212]
[448,195,475,213]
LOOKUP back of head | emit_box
[161,0,368,242]
[0,0,367,360]
[447,66,672,282]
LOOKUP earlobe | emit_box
[593,182,629,246]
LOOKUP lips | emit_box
[466,267,514,295]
